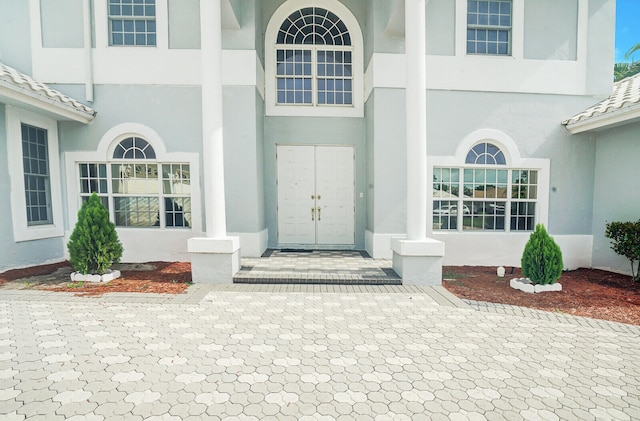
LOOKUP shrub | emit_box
[605,220,640,282]
[521,224,563,285]
[68,193,123,274]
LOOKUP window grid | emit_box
[276,49,313,104]
[277,7,351,46]
[77,139,191,229]
[465,142,506,165]
[21,124,52,226]
[275,7,353,107]
[109,0,156,46]
[434,166,538,232]
[467,0,511,56]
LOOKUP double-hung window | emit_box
[275,7,353,107]
[433,143,537,232]
[78,137,192,229]
[467,0,512,55]
[109,0,156,46]
[21,124,52,226]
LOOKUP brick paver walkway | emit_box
[1,285,639,420]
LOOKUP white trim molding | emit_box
[6,106,65,242]
[427,128,550,234]
[65,123,202,258]
[264,0,364,118]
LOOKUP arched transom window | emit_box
[275,7,353,106]
[434,142,538,232]
[78,136,191,229]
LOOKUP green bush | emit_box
[605,220,640,282]
[67,193,123,274]
[521,224,563,285]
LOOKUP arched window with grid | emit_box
[78,136,191,229]
[275,7,353,106]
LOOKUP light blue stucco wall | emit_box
[524,0,578,60]
[0,0,32,73]
[0,104,67,273]
[264,116,367,249]
[168,0,200,49]
[365,87,599,236]
[367,89,406,234]
[40,0,84,48]
[223,87,266,233]
[591,123,640,275]
[426,0,455,56]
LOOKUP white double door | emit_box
[277,145,355,246]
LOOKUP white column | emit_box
[200,0,227,238]
[391,0,443,286]
[188,0,240,283]
[405,0,428,241]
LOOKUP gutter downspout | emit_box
[83,0,94,102]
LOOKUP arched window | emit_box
[77,135,191,229]
[266,1,363,117]
[433,141,538,232]
[465,142,506,165]
[275,7,352,106]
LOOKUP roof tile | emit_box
[563,72,640,126]
[0,61,96,117]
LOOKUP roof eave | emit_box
[0,82,96,124]
[563,105,640,134]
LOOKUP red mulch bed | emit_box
[443,266,640,325]
[0,261,191,297]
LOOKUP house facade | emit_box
[0,0,622,280]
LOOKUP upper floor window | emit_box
[109,0,157,46]
[275,7,353,107]
[467,0,512,56]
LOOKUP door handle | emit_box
[317,207,321,221]
[311,207,315,221]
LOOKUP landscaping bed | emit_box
[443,266,640,325]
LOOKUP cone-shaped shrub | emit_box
[521,224,563,285]
[68,193,123,274]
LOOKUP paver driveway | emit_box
[1,286,639,420]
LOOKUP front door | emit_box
[277,145,355,246]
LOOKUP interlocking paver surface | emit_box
[0,286,639,420]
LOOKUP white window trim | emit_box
[95,0,168,49]
[64,123,201,233]
[265,0,364,118]
[6,106,65,242]
[427,128,549,234]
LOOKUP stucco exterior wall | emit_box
[0,0,32,74]
[591,123,640,275]
[40,0,84,48]
[168,0,200,49]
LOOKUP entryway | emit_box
[276,145,355,246]
[233,249,401,285]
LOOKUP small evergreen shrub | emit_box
[68,193,123,274]
[521,224,563,285]
[605,220,640,282]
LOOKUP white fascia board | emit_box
[0,83,95,123]
[564,106,640,134]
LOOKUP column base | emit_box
[187,237,241,284]
[391,237,444,286]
